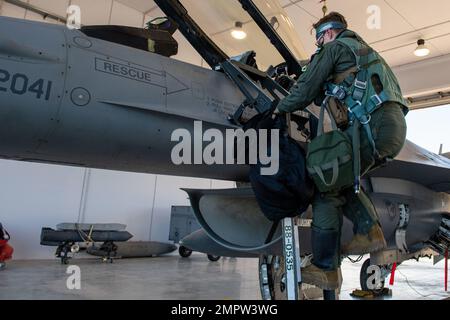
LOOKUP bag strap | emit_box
[352,120,361,193]
[265,220,280,244]
[317,96,338,137]
[313,159,339,187]
[332,65,358,86]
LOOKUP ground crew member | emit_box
[275,12,408,290]
[0,223,13,269]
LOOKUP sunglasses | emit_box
[315,32,325,47]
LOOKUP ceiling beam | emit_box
[394,53,450,96]
[4,0,67,23]
[143,4,159,16]
[369,19,450,46]
[281,0,319,19]
[393,53,450,110]
[407,92,450,110]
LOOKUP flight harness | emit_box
[324,40,388,193]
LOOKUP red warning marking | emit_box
[389,263,397,286]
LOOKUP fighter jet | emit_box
[0,0,449,300]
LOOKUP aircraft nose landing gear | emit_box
[258,254,339,300]
[259,255,303,300]
[258,217,340,300]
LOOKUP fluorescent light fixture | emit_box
[414,39,430,57]
[231,21,247,40]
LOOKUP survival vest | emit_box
[317,30,409,193]
[327,30,409,118]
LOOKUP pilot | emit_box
[275,12,408,290]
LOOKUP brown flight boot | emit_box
[301,264,342,290]
[342,224,387,255]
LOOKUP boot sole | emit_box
[302,278,339,291]
[301,272,342,291]
[342,239,387,256]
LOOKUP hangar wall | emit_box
[0,1,233,260]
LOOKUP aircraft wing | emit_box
[369,140,450,193]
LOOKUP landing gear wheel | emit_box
[0,262,6,270]
[207,255,221,262]
[360,258,386,294]
[56,242,74,265]
[102,257,114,263]
[258,255,302,300]
[60,248,70,265]
[179,246,192,258]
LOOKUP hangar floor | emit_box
[0,252,449,300]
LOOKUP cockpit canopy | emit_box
[80,17,179,57]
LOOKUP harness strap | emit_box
[323,40,390,193]
[352,120,361,194]
[332,66,358,85]
[352,52,369,103]
[317,96,337,137]
[362,120,381,160]
[369,91,389,108]
[327,41,385,157]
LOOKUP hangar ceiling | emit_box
[1,0,450,108]
[110,0,450,109]
[113,0,450,68]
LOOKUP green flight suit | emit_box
[278,30,407,270]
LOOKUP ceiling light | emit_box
[231,22,247,40]
[414,39,430,57]
[270,17,279,30]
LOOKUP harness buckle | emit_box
[332,87,346,101]
[325,83,347,101]
[371,94,383,106]
[354,80,367,90]
[349,100,362,110]
[360,114,371,125]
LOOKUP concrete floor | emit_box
[0,252,449,300]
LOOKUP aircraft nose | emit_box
[0,17,67,157]
[0,17,66,63]
[0,33,60,63]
